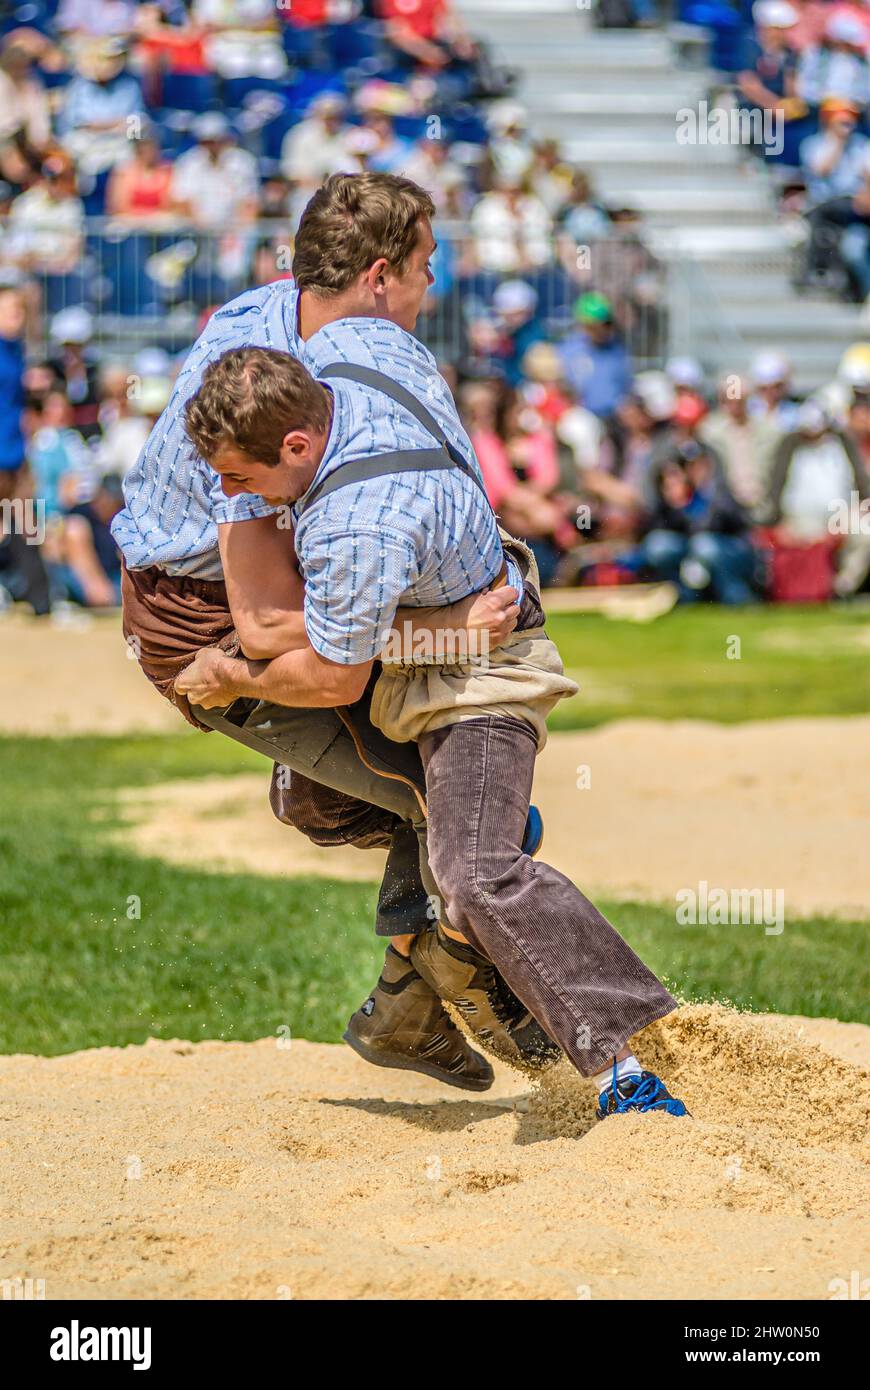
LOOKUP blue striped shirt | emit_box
[112,281,301,577]
[295,317,520,664]
[112,287,520,662]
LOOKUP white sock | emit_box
[591,1052,642,1096]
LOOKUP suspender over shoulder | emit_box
[297,361,493,515]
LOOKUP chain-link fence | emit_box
[9,217,685,370]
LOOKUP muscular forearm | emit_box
[248,596,479,662]
[210,645,371,709]
[394,596,473,642]
[237,609,308,660]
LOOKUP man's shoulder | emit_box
[210,278,298,325]
[294,486,423,576]
[304,316,438,373]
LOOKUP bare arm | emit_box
[219,516,307,660]
[176,643,373,710]
[176,586,519,709]
[384,18,448,65]
[220,516,519,661]
[737,72,781,109]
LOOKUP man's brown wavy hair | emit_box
[292,172,436,297]
[184,347,331,467]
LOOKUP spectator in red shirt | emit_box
[106,128,176,223]
[377,0,479,73]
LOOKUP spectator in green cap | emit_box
[559,290,633,420]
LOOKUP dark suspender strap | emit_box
[299,361,509,588]
[300,448,453,512]
[318,360,485,482]
[320,361,451,445]
[296,360,495,517]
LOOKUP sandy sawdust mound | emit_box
[0,613,178,735]
[1,1004,867,1301]
[116,709,870,919]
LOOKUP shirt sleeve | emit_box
[299,522,421,665]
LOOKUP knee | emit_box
[644,529,684,565]
[688,531,722,565]
[428,847,479,928]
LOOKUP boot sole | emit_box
[342,1028,494,1092]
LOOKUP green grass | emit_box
[548,603,870,728]
[0,732,866,1056]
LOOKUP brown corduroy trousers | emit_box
[419,715,677,1076]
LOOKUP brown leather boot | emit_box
[411,925,562,1074]
[343,945,494,1091]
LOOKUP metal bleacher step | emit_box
[456,0,862,389]
[735,304,864,337]
[628,188,773,225]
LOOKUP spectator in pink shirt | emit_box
[465,381,573,584]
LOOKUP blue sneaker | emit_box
[522,804,544,857]
[596,1066,689,1119]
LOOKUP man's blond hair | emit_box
[292,172,436,297]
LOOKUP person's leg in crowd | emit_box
[834,531,870,596]
[638,528,689,590]
[63,514,118,608]
[688,531,758,606]
[838,222,870,300]
[412,715,688,1116]
[0,531,52,615]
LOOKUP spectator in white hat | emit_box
[280,94,355,195]
[59,37,145,178]
[798,13,870,108]
[171,113,259,231]
[48,306,101,439]
[489,279,544,385]
[665,355,704,391]
[765,399,870,600]
[749,350,802,431]
[483,101,534,188]
[700,373,783,517]
[738,3,806,163]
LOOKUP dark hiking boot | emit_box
[411,925,562,1074]
[343,946,494,1092]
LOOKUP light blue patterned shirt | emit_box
[112,281,301,577]
[112,288,520,660]
[295,318,521,665]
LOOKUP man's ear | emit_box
[280,430,313,461]
[365,257,390,297]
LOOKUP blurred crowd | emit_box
[683,0,870,306]
[459,336,870,601]
[0,0,660,330]
[4,261,870,613]
[1,0,868,615]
